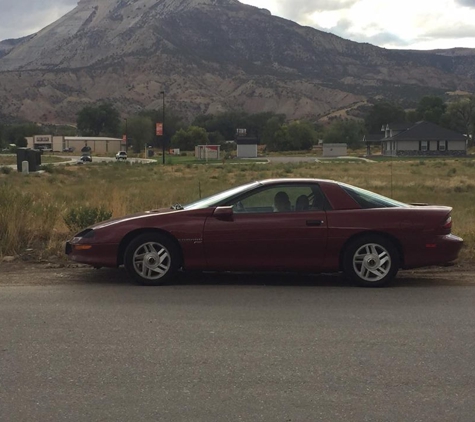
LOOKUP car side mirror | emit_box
[213,206,234,221]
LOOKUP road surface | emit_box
[1,264,474,421]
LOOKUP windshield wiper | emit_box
[171,204,184,210]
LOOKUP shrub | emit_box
[63,206,113,233]
[0,184,60,255]
[39,164,55,173]
[1,166,12,174]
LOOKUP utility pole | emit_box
[161,91,165,164]
[125,118,128,153]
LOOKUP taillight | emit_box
[442,216,452,231]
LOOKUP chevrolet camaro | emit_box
[66,179,463,287]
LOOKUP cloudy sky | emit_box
[0,0,474,50]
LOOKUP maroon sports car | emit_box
[66,178,463,287]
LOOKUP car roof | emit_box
[258,178,337,186]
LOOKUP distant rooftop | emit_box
[384,121,466,141]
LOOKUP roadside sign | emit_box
[156,123,163,136]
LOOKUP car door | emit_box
[203,183,328,271]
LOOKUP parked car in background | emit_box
[77,155,92,164]
[116,151,127,160]
[66,178,463,287]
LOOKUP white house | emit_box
[381,121,467,157]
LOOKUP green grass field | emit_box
[1,157,474,261]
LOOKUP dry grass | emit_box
[0,155,67,166]
[1,158,474,260]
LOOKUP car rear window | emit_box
[340,184,409,209]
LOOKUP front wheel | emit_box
[343,235,400,287]
[124,233,181,285]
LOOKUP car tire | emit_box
[343,235,400,287]
[124,233,181,286]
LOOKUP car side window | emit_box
[230,185,327,213]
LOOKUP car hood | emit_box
[90,208,180,230]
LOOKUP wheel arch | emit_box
[338,231,404,271]
[117,228,184,267]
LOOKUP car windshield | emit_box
[340,183,409,209]
[184,182,260,210]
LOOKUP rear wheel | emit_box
[124,233,180,285]
[343,235,400,287]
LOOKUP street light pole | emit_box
[160,91,165,164]
[124,118,128,153]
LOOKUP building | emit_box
[195,145,220,160]
[63,137,124,154]
[235,138,259,158]
[26,135,125,153]
[381,121,467,157]
[26,135,64,151]
[322,143,347,157]
[234,128,259,159]
[363,134,383,155]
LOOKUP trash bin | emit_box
[16,148,28,172]
[27,149,42,172]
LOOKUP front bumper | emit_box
[65,241,119,268]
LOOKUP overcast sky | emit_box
[0,0,474,50]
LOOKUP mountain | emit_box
[0,0,474,124]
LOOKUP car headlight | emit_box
[73,229,95,241]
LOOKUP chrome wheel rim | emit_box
[353,243,391,282]
[133,242,171,280]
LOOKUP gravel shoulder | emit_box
[0,260,474,287]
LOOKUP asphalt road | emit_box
[1,266,474,421]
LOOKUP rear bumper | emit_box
[403,234,463,269]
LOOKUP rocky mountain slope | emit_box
[0,0,474,124]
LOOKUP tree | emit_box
[77,103,121,137]
[171,126,209,151]
[261,115,286,148]
[406,110,419,124]
[269,125,292,152]
[16,137,28,147]
[416,96,447,125]
[447,96,475,146]
[124,116,154,153]
[287,121,317,150]
[0,123,40,148]
[192,111,248,140]
[365,102,406,133]
[139,108,184,149]
[0,124,5,148]
[266,119,317,151]
[323,120,365,149]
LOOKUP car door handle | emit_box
[306,220,324,226]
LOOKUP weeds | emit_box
[0,184,61,256]
[447,168,457,177]
[1,158,475,260]
[63,206,113,233]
